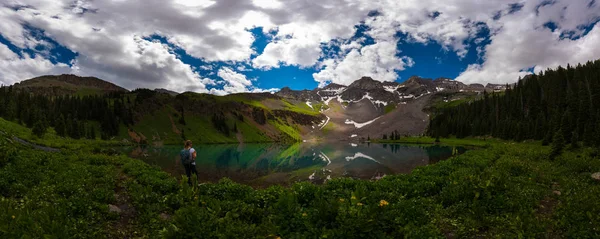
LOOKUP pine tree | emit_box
[32,120,47,138]
[90,126,96,140]
[550,131,565,159]
[55,115,67,137]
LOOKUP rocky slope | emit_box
[276,76,507,142]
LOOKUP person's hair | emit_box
[184,140,192,148]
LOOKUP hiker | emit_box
[180,140,198,185]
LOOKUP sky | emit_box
[1,0,600,94]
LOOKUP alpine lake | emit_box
[119,142,466,187]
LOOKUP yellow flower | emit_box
[351,195,357,200]
[379,200,389,207]
[356,203,363,206]
[12,215,15,219]
[302,213,307,217]
[339,198,345,203]
[194,196,198,200]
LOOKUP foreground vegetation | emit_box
[0,132,599,238]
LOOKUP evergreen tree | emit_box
[550,131,565,159]
[90,126,96,140]
[32,120,47,138]
[55,115,67,137]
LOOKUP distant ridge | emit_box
[13,74,127,95]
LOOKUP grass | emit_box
[376,136,493,147]
[0,118,124,150]
[2,120,600,238]
[281,100,321,116]
[271,120,301,141]
[384,104,396,114]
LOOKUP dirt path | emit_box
[106,169,138,238]
[535,182,563,238]
[11,136,60,152]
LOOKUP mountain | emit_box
[1,74,506,144]
[154,88,179,96]
[13,74,128,95]
[274,75,500,142]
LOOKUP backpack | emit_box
[180,149,194,165]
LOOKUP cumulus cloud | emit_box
[1,0,600,91]
[313,41,414,86]
[0,43,71,86]
[210,67,277,95]
[456,0,600,84]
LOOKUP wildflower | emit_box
[356,203,363,206]
[379,200,389,207]
[351,195,357,200]
[12,215,15,219]
[339,198,345,202]
[302,213,307,217]
[194,196,198,200]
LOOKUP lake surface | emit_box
[120,143,466,187]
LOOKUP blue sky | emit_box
[1,0,599,94]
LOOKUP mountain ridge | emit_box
[4,73,508,144]
[13,74,128,95]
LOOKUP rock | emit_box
[108,204,122,214]
[553,190,561,196]
[159,213,171,220]
[592,172,600,181]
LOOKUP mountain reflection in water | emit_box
[121,143,466,187]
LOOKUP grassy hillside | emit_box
[123,91,323,145]
[2,122,600,237]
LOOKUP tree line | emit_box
[428,59,600,153]
[0,87,135,139]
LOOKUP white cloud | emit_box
[456,0,600,84]
[1,0,600,91]
[211,67,277,95]
[0,43,71,86]
[313,41,414,86]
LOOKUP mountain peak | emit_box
[347,76,383,90]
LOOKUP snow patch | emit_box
[345,117,381,129]
[350,134,358,138]
[384,85,398,93]
[345,152,379,163]
[318,152,331,165]
[436,87,445,92]
[350,143,358,147]
[306,101,313,109]
[373,100,388,106]
[319,116,331,130]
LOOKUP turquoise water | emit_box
[121,143,465,187]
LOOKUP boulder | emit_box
[592,172,600,181]
[108,204,122,214]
